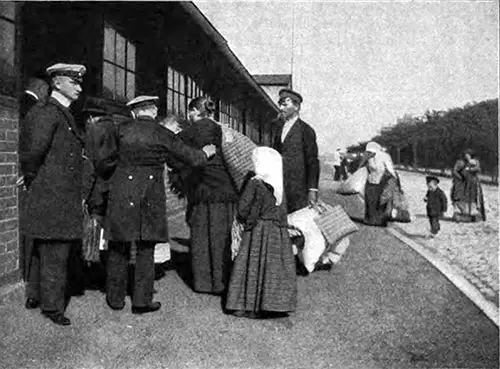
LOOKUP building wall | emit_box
[0,96,19,281]
[0,1,279,287]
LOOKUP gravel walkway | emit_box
[393,171,499,306]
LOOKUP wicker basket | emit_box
[220,126,257,192]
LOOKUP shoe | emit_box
[295,257,309,276]
[314,262,333,272]
[42,312,71,326]
[25,298,39,309]
[131,301,161,315]
[106,298,125,311]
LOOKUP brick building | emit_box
[0,2,279,297]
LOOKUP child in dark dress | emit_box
[424,175,448,237]
[225,147,297,319]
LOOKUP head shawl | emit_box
[252,147,283,206]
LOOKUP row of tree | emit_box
[347,98,498,177]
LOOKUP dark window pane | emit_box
[167,66,173,89]
[115,33,126,67]
[179,73,184,94]
[173,70,178,91]
[179,94,186,117]
[187,76,191,97]
[115,67,125,99]
[127,42,136,71]
[103,25,115,62]
[126,72,135,100]
[166,89,173,111]
[102,61,115,99]
[0,2,15,20]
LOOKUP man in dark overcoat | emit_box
[19,63,87,326]
[96,96,216,314]
[18,77,51,310]
[272,89,320,214]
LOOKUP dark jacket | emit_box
[425,187,448,217]
[272,118,319,213]
[97,115,209,242]
[19,97,86,239]
[178,118,238,204]
[83,115,116,216]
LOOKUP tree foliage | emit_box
[348,99,498,176]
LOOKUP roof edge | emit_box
[179,2,279,113]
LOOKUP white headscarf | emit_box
[252,147,283,206]
[365,141,396,177]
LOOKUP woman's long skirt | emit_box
[190,201,236,294]
[364,181,387,226]
[226,220,297,313]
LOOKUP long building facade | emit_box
[0,2,279,293]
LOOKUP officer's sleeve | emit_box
[160,129,208,168]
[19,106,58,186]
[94,121,119,180]
[302,125,320,190]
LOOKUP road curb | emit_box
[387,227,499,327]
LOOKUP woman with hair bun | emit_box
[178,96,238,294]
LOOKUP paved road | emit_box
[0,188,498,369]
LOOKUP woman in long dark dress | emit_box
[226,147,297,318]
[179,97,238,294]
[451,149,486,222]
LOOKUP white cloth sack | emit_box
[337,166,368,195]
[154,242,171,264]
[288,207,326,273]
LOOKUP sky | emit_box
[195,1,499,155]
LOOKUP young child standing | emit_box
[424,175,448,237]
[225,147,297,319]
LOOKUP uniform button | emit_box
[69,166,75,171]
[69,127,72,131]
[130,202,134,206]
[149,175,154,180]
[69,152,74,157]
[128,175,133,180]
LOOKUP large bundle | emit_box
[287,201,359,272]
[337,167,368,195]
[219,125,258,192]
[288,207,326,273]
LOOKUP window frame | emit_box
[102,22,136,101]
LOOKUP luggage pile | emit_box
[287,201,359,273]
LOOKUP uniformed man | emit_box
[97,95,216,314]
[19,77,50,310]
[272,89,320,213]
[19,63,87,326]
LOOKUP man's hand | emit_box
[16,176,28,191]
[202,144,216,158]
[308,190,318,205]
[92,214,105,227]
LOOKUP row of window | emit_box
[0,10,252,137]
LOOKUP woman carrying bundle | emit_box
[179,97,238,295]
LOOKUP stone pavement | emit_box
[394,171,499,306]
[1,200,499,368]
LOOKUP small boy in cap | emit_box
[424,175,448,237]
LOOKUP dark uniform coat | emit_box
[19,97,86,240]
[97,115,209,242]
[273,118,319,213]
